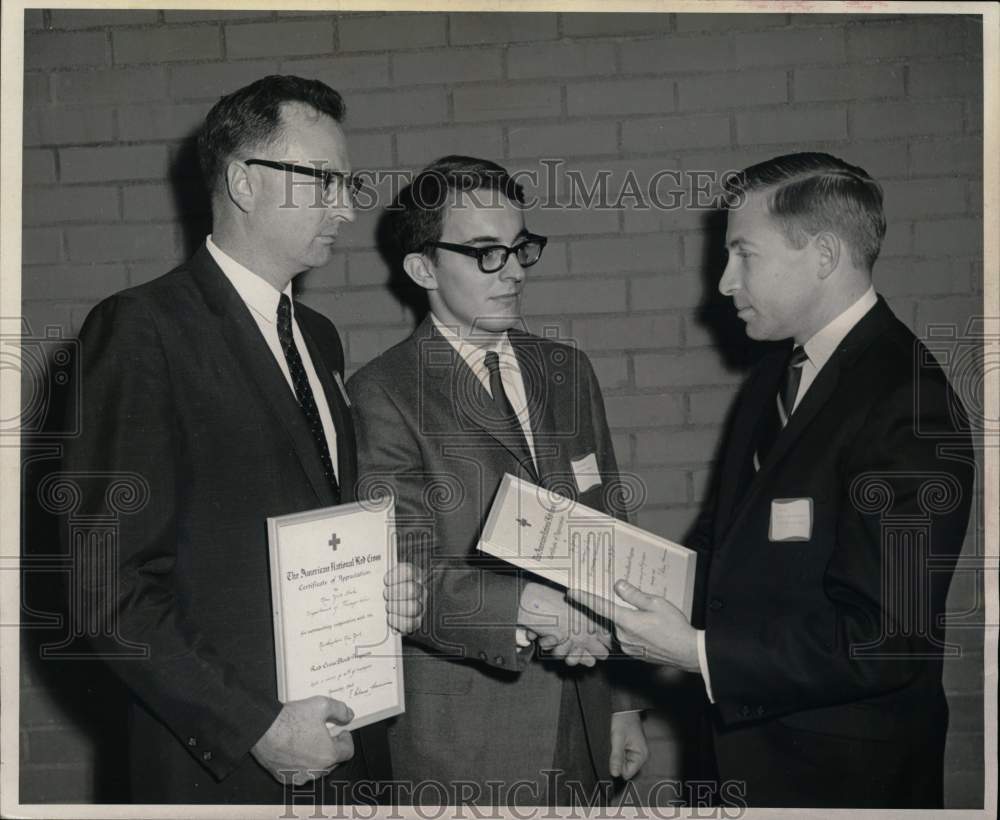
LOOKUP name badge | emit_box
[769,498,813,542]
[333,372,351,407]
[570,452,601,493]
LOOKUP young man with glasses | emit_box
[348,156,648,806]
[62,75,422,803]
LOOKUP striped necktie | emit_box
[754,345,808,471]
[277,294,340,499]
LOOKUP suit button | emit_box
[187,737,197,747]
[756,706,765,716]
[495,656,504,665]
[202,751,213,762]
[739,705,752,718]
[478,651,488,661]
[709,598,724,611]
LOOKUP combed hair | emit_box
[391,155,526,258]
[197,75,345,195]
[724,152,886,270]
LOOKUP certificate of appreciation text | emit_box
[267,498,403,731]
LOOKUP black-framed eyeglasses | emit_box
[424,234,548,274]
[245,159,362,202]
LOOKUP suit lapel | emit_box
[510,332,555,486]
[417,317,540,482]
[297,317,356,502]
[715,350,785,538]
[719,297,894,545]
[189,245,336,507]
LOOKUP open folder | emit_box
[477,473,697,619]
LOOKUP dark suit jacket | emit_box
[62,244,389,803]
[347,316,635,794]
[692,297,974,808]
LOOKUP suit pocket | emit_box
[403,654,476,695]
[776,700,901,742]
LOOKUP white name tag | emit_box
[570,452,601,493]
[769,497,813,542]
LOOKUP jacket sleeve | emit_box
[348,370,530,672]
[61,294,281,781]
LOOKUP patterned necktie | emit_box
[483,351,536,479]
[754,345,808,471]
[276,294,340,499]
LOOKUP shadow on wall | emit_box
[20,348,131,803]
[374,181,429,326]
[172,131,213,261]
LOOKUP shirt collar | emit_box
[801,285,877,370]
[430,313,515,375]
[206,235,293,325]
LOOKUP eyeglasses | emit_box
[244,159,362,203]
[424,234,548,274]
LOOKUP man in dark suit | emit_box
[347,156,648,806]
[571,152,975,808]
[62,75,422,804]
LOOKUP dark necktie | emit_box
[754,345,808,470]
[483,351,537,480]
[276,294,340,499]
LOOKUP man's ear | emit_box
[814,231,841,280]
[226,160,254,213]
[403,252,437,291]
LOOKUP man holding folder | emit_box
[570,152,974,808]
[349,156,647,805]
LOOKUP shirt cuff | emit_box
[697,629,715,704]
[612,709,644,716]
[515,627,531,648]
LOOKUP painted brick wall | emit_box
[19,9,985,807]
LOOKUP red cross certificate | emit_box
[266,496,403,730]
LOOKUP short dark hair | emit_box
[391,155,526,258]
[724,152,886,270]
[198,75,345,195]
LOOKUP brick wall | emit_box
[19,9,986,806]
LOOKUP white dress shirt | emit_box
[697,285,878,702]
[430,313,537,467]
[206,236,339,479]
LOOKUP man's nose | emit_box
[719,257,739,296]
[499,255,526,282]
[329,196,355,224]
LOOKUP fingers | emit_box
[622,755,640,780]
[536,634,560,650]
[567,588,618,623]
[319,696,354,727]
[385,562,422,585]
[388,612,422,634]
[384,576,425,634]
[613,580,658,611]
[609,744,623,778]
[385,593,423,617]
[330,729,356,764]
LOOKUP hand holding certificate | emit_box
[266,498,404,734]
[478,474,701,671]
[478,474,697,618]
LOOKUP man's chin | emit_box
[469,315,523,335]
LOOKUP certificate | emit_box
[478,474,697,619]
[266,498,403,731]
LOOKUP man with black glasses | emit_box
[62,75,423,803]
[348,156,648,806]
